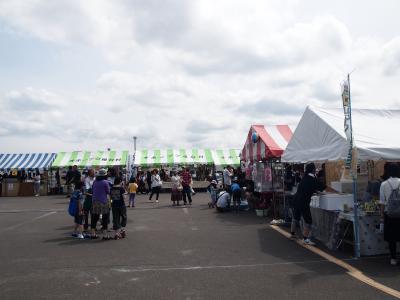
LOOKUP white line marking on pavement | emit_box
[84,277,101,287]
[35,211,57,220]
[111,258,339,274]
[0,209,64,213]
[1,211,57,232]
[129,278,139,282]
[183,207,189,214]
[270,225,400,299]
[181,250,193,256]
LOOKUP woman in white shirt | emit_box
[149,169,162,203]
[379,163,400,265]
[170,172,182,206]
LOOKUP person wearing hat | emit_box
[90,168,111,240]
[208,180,218,208]
[290,163,326,245]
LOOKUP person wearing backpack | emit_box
[110,177,127,239]
[379,163,400,265]
[70,181,84,239]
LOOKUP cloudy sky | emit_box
[1,0,400,153]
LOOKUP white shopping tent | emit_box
[282,106,400,162]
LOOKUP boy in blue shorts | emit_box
[71,181,85,239]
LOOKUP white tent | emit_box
[282,106,400,162]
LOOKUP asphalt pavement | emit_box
[0,193,399,300]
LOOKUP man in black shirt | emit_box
[66,166,73,197]
[290,163,325,245]
[71,165,81,186]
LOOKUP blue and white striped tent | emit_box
[0,153,56,170]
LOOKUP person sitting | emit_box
[216,191,230,213]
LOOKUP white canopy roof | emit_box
[282,106,400,162]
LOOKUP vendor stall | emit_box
[241,125,295,217]
[133,149,240,168]
[0,153,56,196]
[282,105,400,256]
[51,150,130,193]
[132,149,241,190]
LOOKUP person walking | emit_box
[138,172,146,194]
[379,163,400,265]
[83,169,95,232]
[34,172,41,197]
[171,171,182,206]
[127,177,138,208]
[90,169,111,240]
[181,167,192,205]
[146,170,152,194]
[149,169,162,203]
[290,163,326,245]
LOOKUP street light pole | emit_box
[132,136,137,179]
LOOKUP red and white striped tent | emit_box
[241,125,296,162]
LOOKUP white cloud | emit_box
[4,87,64,112]
[0,0,400,152]
[382,37,400,76]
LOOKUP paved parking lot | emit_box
[0,193,398,299]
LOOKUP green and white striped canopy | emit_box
[52,150,129,168]
[133,149,240,167]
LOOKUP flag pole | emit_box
[346,74,361,258]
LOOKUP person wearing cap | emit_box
[290,163,326,245]
[90,169,111,240]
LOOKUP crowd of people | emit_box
[69,164,249,241]
[69,166,137,241]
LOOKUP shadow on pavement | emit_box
[256,228,348,286]
[214,209,270,226]
[56,226,73,230]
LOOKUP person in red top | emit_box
[181,167,192,205]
